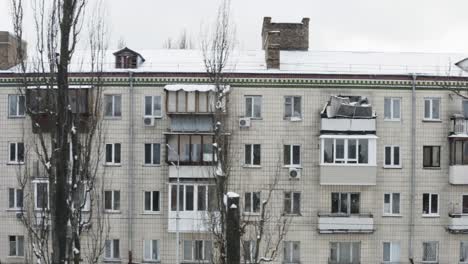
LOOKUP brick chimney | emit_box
[264,31,280,69]
[0,31,27,70]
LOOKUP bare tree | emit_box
[10,0,109,264]
[162,29,193,49]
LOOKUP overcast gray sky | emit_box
[1,0,468,53]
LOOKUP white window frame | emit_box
[244,191,261,214]
[144,143,160,165]
[423,97,441,121]
[244,144,261,166]
[33,180,49,210]
[422,241,438,263]
[169,184,215,212]
[284,96,302,120]
[8,94,26,118]
[183,240,212,262]
[383,193,401,216]
[284,144,301,167]
[144,95,162,118]
[8,188,23,210]
[104,94,122,118]
[8,142,25,164]
[321,136,376,166]
[243,240,256,263]
[384,97,401,121]
[104,239,120,260]
[143,191,160,213]
[284,192,301,215]
[105,143,121,165]
[331,192,361,215]
[460,241,468,263]
[383,145,401,168]
[104,190,120,212]
[9,235,24,257]
[283,241,300,264]
[422,193,439,216]
[330,242,361,264]
[245,95,262,119]
[383,241,400,263]
[143,239,160,261]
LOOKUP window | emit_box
[450,140,468,165]
[245,96,262,118]
[105,239,120,260]
[283,241,300,263]
[144,96,162,117]
[9,142,24,164]
[424,98,440,120]
[144,191,160,213]
[143,240,159,261]
[422,241,438,263]
[105,143,121,165]
[8,188,23,210]
[284,145,301,166]
[422,193,438,216]
[243,240,256,263]
[170,185,216,212]
[423,146,440,168]
[104,190,120,211]
[144,143,160,165]
[183,240,212,261]
[461,241,468,263]
[34,181,49,210]
[245,144,261,166]
[329,242,360,264]
[383,242,400,263]
[8,95,25,117]
[284,192,301,215]
[463,195,468,214]
[331,193,360,215]
[104,94,122,117]
[383,193,400,215]
[244,192,260,214]
[384,145,400,168]
[463,100,468,118]
[284,96,301,119]
[322,138,369,164]
[9,236,24,257]
[384,97,401,121]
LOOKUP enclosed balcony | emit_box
[447,214,468,234]
[165,84,221,115]
[449,116,468,184]
[317,213,374,234]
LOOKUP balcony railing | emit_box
[320,165,377,186]
[321,118,376,134]
[447,214,468,234]
[318,213,374,234]
[451,116,468,135]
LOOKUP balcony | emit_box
[317,213,374,234]
[168,211,213,233]
[321,118,376,134]
[451,115,468,135]
[165,84,222,115]
[447,214,468,234]
[449,165,468,184]
[168,165,212,179]
[448,133,468,184]
[320,165,377,185]
[166,134,216,166]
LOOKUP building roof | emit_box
[2,48,468,77]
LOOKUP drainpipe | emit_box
[127,71,135,264]
[409,73,417,264]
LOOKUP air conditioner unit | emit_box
[143,117,155,127]
[239,117,251,128]
[289,167,301,179]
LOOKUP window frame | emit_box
[384,145,401,168]
[8,94,26,118]
[8,235,24,257]
[284,192,301,215]
[382,241,400,263]
[283,241,300,264]
[143,239,160,262]
[423,146,441,168]
[331,192,361,215]
[105,143,121,165]
[283,144,301,167]
[8,188,23,210]
[245,95,262,119]
[243,240,256,263]
[321,138,373,165]
[144,95,162,118]
[423,97,441,121]
[244,144,261,166]
[104,239,120,260]
[383,193,401,216]
[170,184,216,212]
[8,142,25,164]
[422,241,439,263]
[422,193,439,217]
[329,242,361,264]
[104,94,122,118]
[144,143,161,166]
[143,191,160,214]
[244,191,261,214]
[33,180,49,210]
[104,190,121,212]
[384,97,401,121]
[460,241,468,263]
[183,240,212,262]
[284,96,302,120]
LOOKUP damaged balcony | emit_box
[165,84,224,115]
[317,213,374,234]
[449,115,468,184]
[26,86,93,133]
[319,96,377,186]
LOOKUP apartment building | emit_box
[1,17,468,264]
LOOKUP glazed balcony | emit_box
[317,213,374,234]
[165,134,216,167]
[449,137,468,184]
[165,85,220,115]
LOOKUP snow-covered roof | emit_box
[2,49,468,77]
